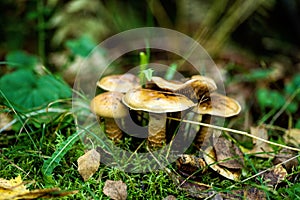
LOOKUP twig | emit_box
[168,117,300,152]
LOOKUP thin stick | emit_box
[168,117,300,152]
[240,154,300,184]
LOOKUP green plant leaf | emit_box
[256,88,285,109]
[0,70,71,112]
[5,50,38,69]
[42,131,81,184]
[65,35,96,57]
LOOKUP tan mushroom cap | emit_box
[97,73,140,93]
[150,76,184,91]
[194,93,241,117]
[90,91,128,118]
[122,88,196,113]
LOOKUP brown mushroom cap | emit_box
[194,93,241,117]
[122,88,196,113]
[190,75,218,93]
[90,91,128,118]
[97,73,140,93]
[150,76,217,101]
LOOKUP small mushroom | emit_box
[194,93,241,117]
[97,73,140,93]
[90,91,128,141]
[192,93,241,149]
[122,88,196,147]
[149,76,217,102]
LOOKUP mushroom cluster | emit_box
[90,72,241,149]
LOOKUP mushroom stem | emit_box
[104,117,123,141]
[194,115,212,150]
[148,113,167,147]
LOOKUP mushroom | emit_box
[122,88,196,147]
[192,93,241,149]
[97,73,140,93]
[90,91,128,141]
[148,76,217,102]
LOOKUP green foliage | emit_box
[256,88,285,109]
[65,35,97,57]
[5,50,38,69]
[42,131,81,184]
[1,50,71,112]
[164,63,178,80]
[256,73,300,114]
[138,51,150,86]
[0,70,71,112]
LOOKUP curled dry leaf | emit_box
[284,128,300,147]
[247,126,275,158]
[204,146,241,181]
[0,175,77,200]
[77,149,100,181]
[262,164,287,187]
[103,180,127,200]
[214,137,244,169]
[176,154,206,178]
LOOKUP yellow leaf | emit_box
[0,175,77,200]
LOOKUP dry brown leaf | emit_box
[77,149,100,181]
[247,126,275,158]
[273,149,299,171]
[214,137,244,169]
[204,146,240,181]
[103,180,127,200]
[0,175,77,200]
[262,165,287,187]
[284,128,300,147]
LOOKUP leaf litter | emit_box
[0,175,77,200]
[77,149,100,181]
[103,180,127,200]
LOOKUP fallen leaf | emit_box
[273,149,299,171]
[204,146,240,181]
[247,126,275,158]
[163,195,177,200]
[284,128,300,147]
[262,165,287,187]
[103,180,127,200]
[0,175,77,200]
[214,186,266,200]
[214,137,244,169]
[77,149,100,181]
[176,154,206,178]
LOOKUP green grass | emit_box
[1,105,299,199]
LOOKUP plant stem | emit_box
[37,0,46,65]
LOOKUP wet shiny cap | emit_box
[194,93,241,117]
[90,91,128,118]
[122,88,196,113]
[97,73,140,93]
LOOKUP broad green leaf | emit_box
[0,70,71,112]
[5,50,38,69]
